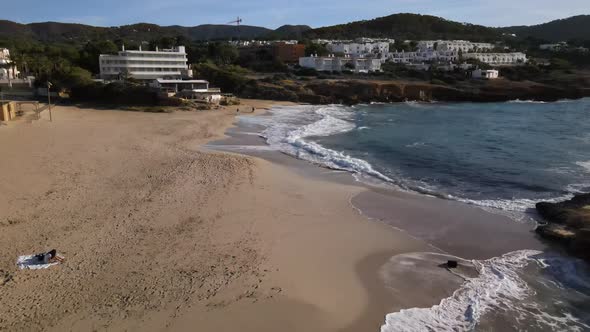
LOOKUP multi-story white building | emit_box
[418,40,495,53]
[463,52,527,66]
[0,48,20,80]
[389,49,459,64]
[99,45,192,80]
[299,54,382,73]
[326,41,390,60]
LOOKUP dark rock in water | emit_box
[447,260,458,268]
[536,193,590,260]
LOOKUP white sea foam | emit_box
[566,182,590,194]
[259,105,396,183]
[455,194,574,213]
[508,99,547,104]
[381,250,590,332]
[576,161,590,174]
[405,142,426,148]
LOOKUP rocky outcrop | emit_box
[239,78,589,105]
[536,193,590,260]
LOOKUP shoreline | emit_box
[210,103,545,257]
[0,99,566,331]
[0,100,437,332]
[207,101,551,329]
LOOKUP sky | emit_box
[3,0,589,29]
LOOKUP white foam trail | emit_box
[381,250,590,332]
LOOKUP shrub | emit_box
[193,62,250,94]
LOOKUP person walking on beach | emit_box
[236,108,240,113]
[251,106,255,113]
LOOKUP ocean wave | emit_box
[454,194,574,213]
[566,182,590,194]
[576,161,590,174]
[255,104,587,220]
[405,142,426,148]
[381,250,590,332]
[508,99,547,104]
[259,105,396,184]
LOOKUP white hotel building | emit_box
[463,52,527,66]
[99,46,192,80]
[389,49,459,64]
[326,41,390,60]
[418,40,495,52]
[299,54,382,73]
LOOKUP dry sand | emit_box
[0,101,433,331]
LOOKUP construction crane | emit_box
[227,16,242,26]
[227,17,243,42]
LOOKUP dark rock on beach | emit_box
[536,193,590,260]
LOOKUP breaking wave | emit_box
[381,250,590,332]
[244,103,589,220]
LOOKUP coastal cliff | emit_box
[240,79,589,105]
[536,193,590,260]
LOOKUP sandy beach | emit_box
[0,100,547,331]
[0,101,435,331]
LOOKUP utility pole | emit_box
[47,81,53,122]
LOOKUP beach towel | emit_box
[16,253,64,270]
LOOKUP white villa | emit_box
[472,69,499,79]
[299,54,382,73]
[418,40,495,52]
[99,45,193,80]
[149,79,222,103]
[463,52,527,66]
[0,48,20,80]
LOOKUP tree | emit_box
[304,42,329,56]
[207,42,239,65]
[79,40,118,74]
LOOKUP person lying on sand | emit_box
[34,249,64,264]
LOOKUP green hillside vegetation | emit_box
[266,25,312,40]
[0,20,274,42]
[303,13,500,41]
[499,15,590,42]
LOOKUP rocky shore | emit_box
[536,193,590,260]
[241,78,590,105]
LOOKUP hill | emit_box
[1,14,589,44]
[499,15,590,42]
[0,20,273,42]
[303,13,500,41]
[270,25,312,39]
